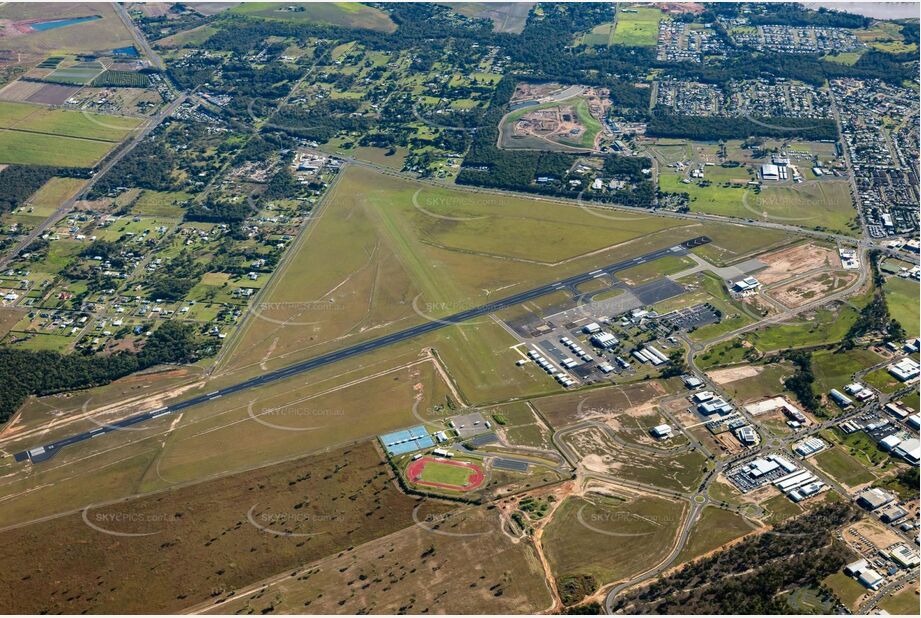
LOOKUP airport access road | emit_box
[13,237,710,464]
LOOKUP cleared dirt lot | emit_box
[534,381,668,429]
[707,364,762,385]
[756,242,840,285]
[770,270,857,308]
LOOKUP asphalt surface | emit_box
[14,237,709,464]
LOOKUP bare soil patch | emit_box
[756,242,840,285]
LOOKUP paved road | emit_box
[113,2,164,71]
[13,237,709,464]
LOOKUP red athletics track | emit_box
[406,456,485,491]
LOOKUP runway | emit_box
[14,236,708,464]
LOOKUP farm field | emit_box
[0,129,115,166]
[0,101,141,141]
[543,493,686,594]
[577,22,616,47]
[230,2,396,33]
[0,441,431,614]
[201,503,552,614]
[612,6,662,46]
[0,101,140,166]
[14,175,84,216]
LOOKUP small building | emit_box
[760,163,780,180]
[879,504,908,524]
[683,375,703,389]
[793,437,827,457]
[651,424,673,440]
[888,357,920,382]
[692,390,715,403]
[582,322,602,334]
[844,559,869,576]
[857,569,884,590]
[735,425,758,445]
[889,544,920,568]
[746,458,779,478]
[856,487,895,511]
[893,437,920,464]
[879,434,902,452]
[591,332,619,349]
[728,276,761,298]
[829,389,853,408]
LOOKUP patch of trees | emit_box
[557,574,598,607]
[145,252,204,301]
[783,349,819,412]
[270,99,371,142]
[647,112,838,142]
[0,165,71,214]
[841,292,904,348]
[611,502,861,614]
[841,251,904,347]
[89,140,177,197]
[603,154,651,182]
[748,3,870,28]
[661,350,689,379]
[185,196,252,224]
[0,321,211,422]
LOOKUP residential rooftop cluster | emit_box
[724,20,863,54]
[656,20,725,63]
[831,79,920,239]
[655,78,831,119]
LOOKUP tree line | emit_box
[0,321,214,422]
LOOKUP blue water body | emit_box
[112,46,139,57]
[30,15,101,32]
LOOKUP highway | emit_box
[13,237,710,464]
